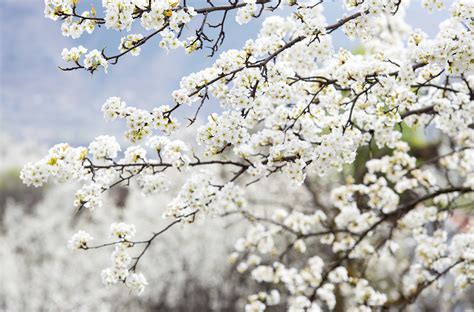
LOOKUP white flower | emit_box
[74,183,103,210]
[237,262,249,273]
[103,0,134,31]
[146,135,170,151]
[138,173,169,195]
[101,267,129,286]
[84,49,108,73]
[125,273,148,295]
[123,146,147,163]
[67,230,93,250]
[161,139,189,165]
[267,289,280,306]
[110,222,136,241]
[20,161,51,187]
[61,46,87,62]
[88,135,121,160]
[328,266,348,283]
[294,239,307,253]
[119,34,144,56]
[450,233,474,261]
[236,1,256,25]
[102,97,127,120]
[172,89,191,105]
[251,265,274,283]
[245,300,266,312]
[111,246,132,268]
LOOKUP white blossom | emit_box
[67,230,94,250]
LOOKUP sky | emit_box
[0,0,448,146]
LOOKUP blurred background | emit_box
[0,1,454,311]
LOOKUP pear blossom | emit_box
[18,0,474,308]
[67,230,94,250]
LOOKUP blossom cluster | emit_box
[119,34,144,56]
[61,46,109,73]
[45,0,201,72]
[21,143,87,187]
[101,96,179,142]
[100,223,149,295]
[23,0,474,309]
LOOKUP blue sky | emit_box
[0,0,448,146]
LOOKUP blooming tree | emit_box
[21,0,474,310]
